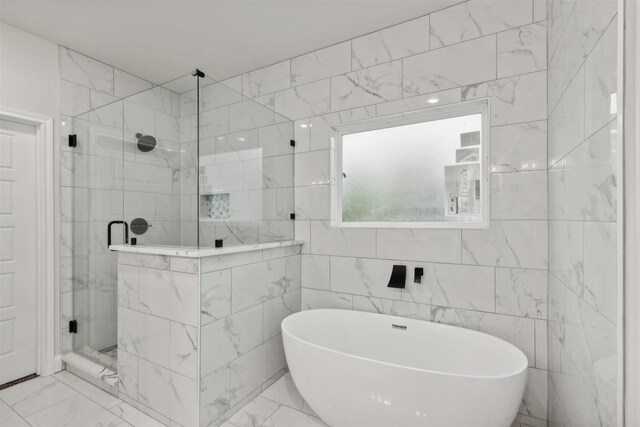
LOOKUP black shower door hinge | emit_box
[290,139,295,147]
[290,213,296,220]
[69,320,78,334]
[68,134,77,148]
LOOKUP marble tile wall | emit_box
[59,47,184,359]
[546,0,618,425]
[224,1,549,425]
[115,244,301,426]
[178,80,295,248]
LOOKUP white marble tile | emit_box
[548,120,617,222]
[231,257,299,313]
[497,22,547,79]
[431,306,536,366]
[65,376,122,409]
[295,185,330,220]
[292,41,351,86]
[201,269,233,325]
[0,376,76,417]
[202,81,244,112]
[535,319,548,370]
[263,290,301,341]
[549,220,584,297]
[0,400,29,427]
[137,358,198,426]
[430,1,533,48]
[25,394,126,427]
[329,256,403,300]
[301,255,330,291]
[274,79,331,120]
[259,122,295,158]
[260,375,307,412]
[583,221,617,323]
[138,268,199,326]
[118,307,170,367]
[119,251,170,269]
[309,220,376,258]
[295,150,330,186]
[376,88,462,117]
[533,0,547,22]
[223,395,281,427]
[242,60,291,98]
[491,121,547,173]
[491,171,547,220]
[301,288,353,310]
[263,155,294,189]
[60,47,114,94]
[463,70,547,126]
[200,250,264,273]
[519,368,548,420]
[403,35,496,96]
[201,304,263,375]
[548,0,616,110]
[548,66,585,167]
[200,365,230,426]
[169,322,198,379]
[110,401,166,427]
[376,228,461,263]
[200,106,230,138]
[124,100,155,135]
[462,220,548,269]
[114,69,153,98]
[308,106,376,151]
[117,349,139,400]
[496,268,548,319]
[584,16,617,138]
[352,16,429,70]
[61,80,90,116]
[353,295,430,321]
[262,404,327,427]
[90,89,119,110]
[229,335,286,406]
[170,256,199,274]
[331,61,402,111]
[403,262,495,311]
[229,100,275,133]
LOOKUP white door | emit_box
[0,118,38,385]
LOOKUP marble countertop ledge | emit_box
[109,240,304,258]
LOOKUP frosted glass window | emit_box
[331,99,489,228]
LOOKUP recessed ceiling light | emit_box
[427,98,439,104]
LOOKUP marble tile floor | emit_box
[0,371,326,427]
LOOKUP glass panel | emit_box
[334,100,488,227]
[197,76,295,248]
[70,98,124,369]
[122,74,196,247]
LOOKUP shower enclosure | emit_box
[66,71,295,369]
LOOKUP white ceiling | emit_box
[0,0,463,84]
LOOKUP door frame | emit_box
[0,106,55,378]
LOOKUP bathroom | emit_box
[0,0,637,425]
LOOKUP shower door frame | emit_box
[0,106,56,377]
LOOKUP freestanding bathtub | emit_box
[282,309,527,427]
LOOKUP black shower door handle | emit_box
[107,220,129,250]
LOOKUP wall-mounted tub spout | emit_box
[387,265,406,289]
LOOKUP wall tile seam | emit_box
[547,116,618,171]
[300,252,550,271]
[117,345,197,382]
[118,302,198,327]
[234,22,546,102]
[202,289,300,322]
[547,13,618,117]
[299,287,546,320]
[546,0,580,63]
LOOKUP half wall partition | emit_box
[65,70,295,370]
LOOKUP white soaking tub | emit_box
[282,309,527,427]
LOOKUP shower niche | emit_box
[64,69,295,382]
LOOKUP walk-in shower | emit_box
[64,70,295,369]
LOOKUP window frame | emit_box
[330,98,490,229]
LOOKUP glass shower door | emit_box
[69,99,125,369]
